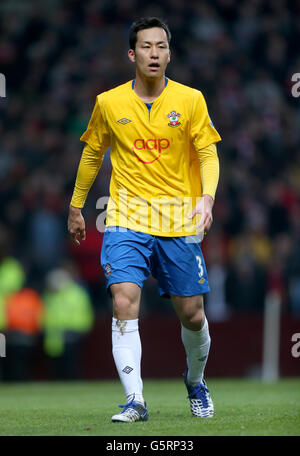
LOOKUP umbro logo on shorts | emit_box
[122,366,133,374]
[117,118,132,124]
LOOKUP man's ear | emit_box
[168,49,171,64]
[128,49,136,63]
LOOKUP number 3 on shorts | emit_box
[196,255,204,279]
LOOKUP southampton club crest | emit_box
[167,110,181,127]
[104,263,112,277]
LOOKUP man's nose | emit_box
[150,46,158,58]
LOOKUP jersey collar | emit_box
[130,76,171,107]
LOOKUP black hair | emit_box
[129,17,171,50]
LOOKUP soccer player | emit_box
[68,17,221,422]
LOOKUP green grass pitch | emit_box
[0,378,299,436]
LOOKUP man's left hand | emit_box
[188,194,214,236]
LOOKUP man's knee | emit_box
[182,309,205,329]
[113,295,134,316]
[111,282,141,320]
[172,295,205,330]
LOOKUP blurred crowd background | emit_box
[0,0,300,380]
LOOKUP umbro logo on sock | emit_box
[122,366,133,374]
[198,356,208,362]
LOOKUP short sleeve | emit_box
[190,90,221,152]
[80,95,110,152]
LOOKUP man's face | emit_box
[128,27,170,79]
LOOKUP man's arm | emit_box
[188,143,220,235]
[68,143,105,245]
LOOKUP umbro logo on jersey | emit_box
[117,117,132,125]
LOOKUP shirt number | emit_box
[196,255,204,279]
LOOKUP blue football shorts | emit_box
[100,227,210,298]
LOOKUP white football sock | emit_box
[112,318,144,405]
[181,317,211,386]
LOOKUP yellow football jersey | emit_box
[77,78,221,236]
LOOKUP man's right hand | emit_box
[68,205,86,246]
